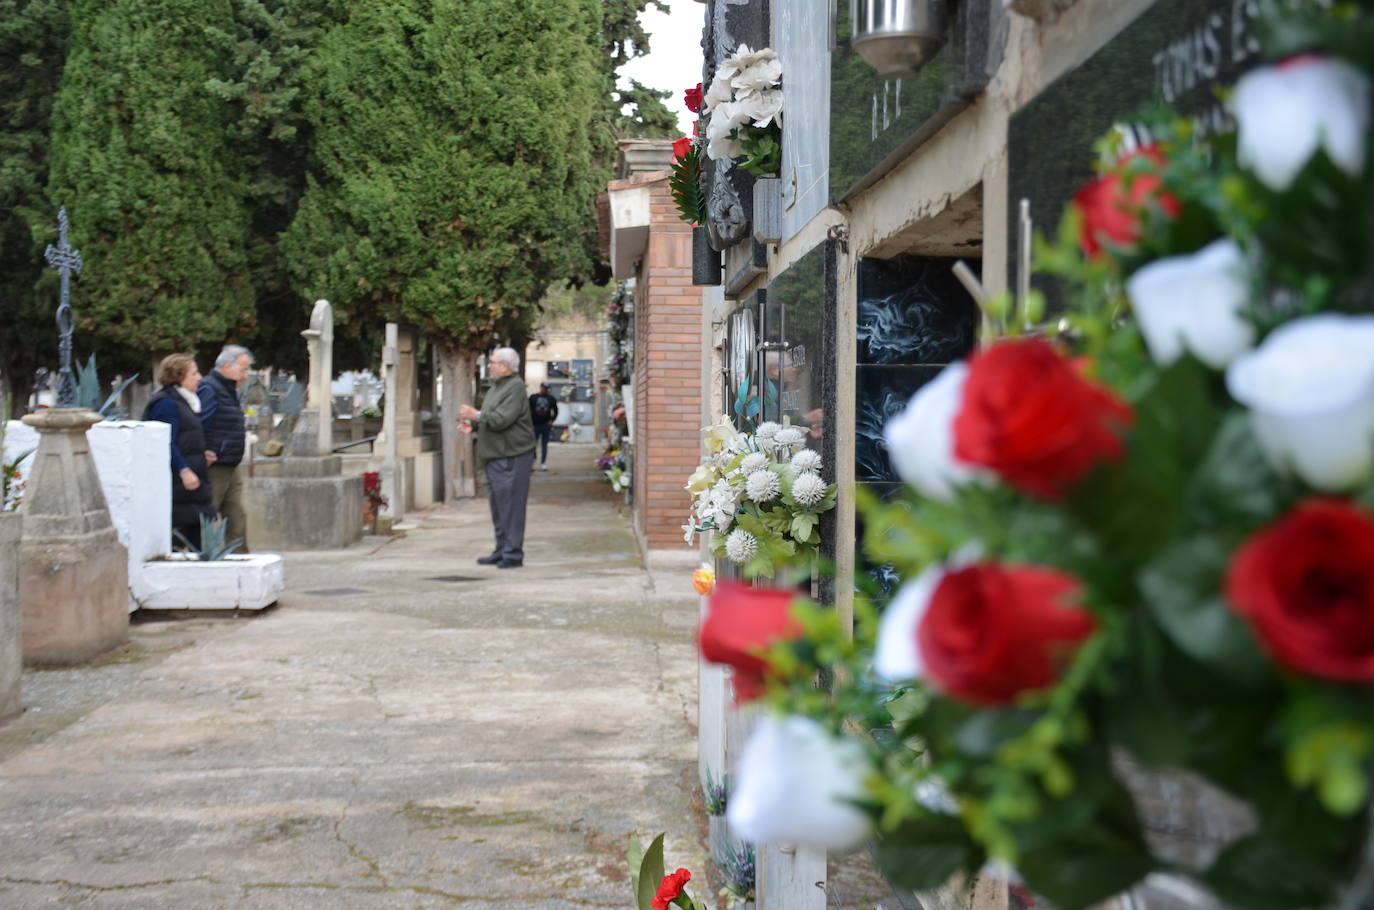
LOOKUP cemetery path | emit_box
[0,442,706,909]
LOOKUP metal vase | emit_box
[850,0,948,80]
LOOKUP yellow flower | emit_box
[692,564,716,596]
[703,415,739,454]
[686,464,716,493]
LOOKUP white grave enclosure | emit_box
[5,419,284,611]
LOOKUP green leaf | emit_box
[1186,414,1299,528]
[872,816,977,891]
[627,835,645,901]
[1137,536,1270,687]
[790,511,817,543]
[1017,783,1153,910]
[635,833,666,910]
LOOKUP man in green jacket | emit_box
[458,347,536,568]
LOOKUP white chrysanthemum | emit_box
[725,529,758,564]
[790,448,822,474]
[791,471,827,507]
[754,421,782,442]
[740,452,770,476]
[772,426,807,453]
[745,469,782,503]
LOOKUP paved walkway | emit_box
[0,443,706,908]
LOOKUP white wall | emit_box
[6,419,172,612]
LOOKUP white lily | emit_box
[727,714,873,851]
[1226,314,1374,490]
[1126,238,1256,369]
[1233,57,1371,191]
[883,363,988,502]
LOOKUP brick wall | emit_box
[633,176,701,553]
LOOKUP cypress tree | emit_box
[284,0,605,498]
[0,0,69,414]
[45,0,255,363]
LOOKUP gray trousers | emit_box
[207,463,248,553]
[485,450,534,561]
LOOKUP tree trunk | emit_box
[437,340,477,501]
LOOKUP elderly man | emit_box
[458,347,536,569]
[198,345,253,551]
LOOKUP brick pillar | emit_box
[633,178,702,555]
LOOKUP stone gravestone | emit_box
[246,299,363,551]
[19,408,128,665]
[1006,0,1301,301]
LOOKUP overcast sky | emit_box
[617,0,707,136]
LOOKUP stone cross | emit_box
[301,299,335,457]
[44,207,83,408]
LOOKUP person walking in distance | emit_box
[143,354,216,547]
[528,382,559,471]
[458,347,536,569]
[198,345,253,552]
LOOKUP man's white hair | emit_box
[490,347,520,370]
[215,345,254,369]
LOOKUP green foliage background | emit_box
[0,0,675,415]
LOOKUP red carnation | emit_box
[919,563,1096,706]
[652,868,692,910]
[1226,499,1374,682]
[672,136,693,161]
[1071,145,1180,258]
[953,338,1132,499]
[699,582,802,703]
[684,83,703,113]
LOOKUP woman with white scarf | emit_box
[142,353,217,548]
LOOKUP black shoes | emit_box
[476,553,502,565]
[496,559,523,569]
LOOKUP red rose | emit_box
[919,563,1096,705]
[672,136,693,161]
[952,338,1132,499]
[699,582,802,703]
[1226,499,1374,682]
[684,83,703,113]
[1071,145,1180,258]
[652,868,692,910]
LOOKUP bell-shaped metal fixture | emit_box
[850,0,948,80]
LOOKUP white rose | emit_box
[1226,314,1374,491]
[720,44,775,77]
[883,363,988,502]
[732,57,782,94]
[872,567,941,683]
[736,88,783,129]
[1125,238,1257,369]
[727,714,873,851]
[1233,57,1371,191]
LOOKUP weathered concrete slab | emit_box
[0,443,706,908]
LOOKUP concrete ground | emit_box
[0,443,708,909]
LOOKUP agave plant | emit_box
[173,515,243,561]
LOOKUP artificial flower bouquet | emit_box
[697,4,1374,908]
[701,44,783,178]
[683,418,836,579]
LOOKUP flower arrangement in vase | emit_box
[701,45,782,178]
[695,3,1374,908]
[683,418,835,579]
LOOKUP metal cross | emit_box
[44,206,82,408]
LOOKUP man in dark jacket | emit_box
[528,382,559,471]
[198,345,253,552]
[458,347,535,569]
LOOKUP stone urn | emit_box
[0,510,21,721]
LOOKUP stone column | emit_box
[0,510,21,721]
[19,408,128,665]
[379,323,402,523]
[290,299,335,457]
[394,325,422,449]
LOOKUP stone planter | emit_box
[138,553,284,611]
[0,511,20,722]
